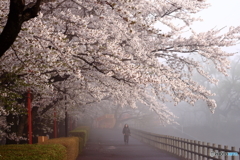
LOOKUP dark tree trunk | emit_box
[6,114,18,144]
[16,115,27,138]
[58,120,66,137]
[0,0,42,58]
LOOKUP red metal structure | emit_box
[27,90,32,144]
[54,107,57,138]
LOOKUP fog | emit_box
[83,99,240,150]
[140,101,240,149]
[134,57,240,150]
[79,56,240,151]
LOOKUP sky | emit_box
[193,0,240,31]
[192,0,240,53]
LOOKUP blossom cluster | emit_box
[0,0,240,138]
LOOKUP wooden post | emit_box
[207,142,210,160]
[178,138,180,156]
[190,140,193,160]
[173,137,175,154]
[163,136,165,150]
[165,136,168,151]
[166,136,168,151]
[194,140,197,160]
[172,137,174,154]
[198,141,201,160]
[176,137,179,156]
[218,144,222,159]
[202,142,205,160]
[161,136,163,150]
[180,138,183,157]
[184,139,187,159]
[212,143,216,159]
[231,146,235,160]
[175,137,177,155]
[187,139,190,159]
[174,137,177,155]
[224,146,228,160]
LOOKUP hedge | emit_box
[40,137,79,160]
[0,144,67,160]
[69,126,90,147]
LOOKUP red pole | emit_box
[69,117,71,131]
[27,90,32,144]
[54,107,57,138]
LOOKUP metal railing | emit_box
[131,128,240,160]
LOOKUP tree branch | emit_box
[0,0,42,58]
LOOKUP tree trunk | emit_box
[0,0,42,57]
[6,114,18,144]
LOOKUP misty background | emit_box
[79,54,240,150]
[80,0,240,149]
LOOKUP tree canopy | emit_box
[1,0,240,140]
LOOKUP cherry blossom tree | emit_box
[0,0,42,57]
[1,0,240,142]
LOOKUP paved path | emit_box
[76,128,184,160]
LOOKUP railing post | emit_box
[163,135,165,150]
[231,146,235,160]
[159,136,162,150]
[164,135,167,151]
[176,137,178,156]
[212,143,216,159]
[190,140,193,160]
[218,144,222,160]
[167,136,170,152]
[187,139,190,159]
[181,138,184,158]
[169,136,171,152]
[185,139,188,158]
[207,143,210,160]
[224,145,228,160]
[202,142,206,160]
[198,141,201,160]
[178,137,182,156]
[162,136,164,150]
[194,140,197,160]
[175,137,179,156]
[184,139,187,159]
[173,137,176,154]
[159,136,161,150]
[131,129,240,160]
[162,135,165,150]
[170,136,172,153]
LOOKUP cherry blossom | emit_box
[0,0,240,141]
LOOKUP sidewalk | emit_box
[76,128,184,160]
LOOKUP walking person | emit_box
[122,124,131,144]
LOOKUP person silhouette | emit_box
[122,124,131,144]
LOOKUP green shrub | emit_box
[74,126,90,131]
[40,137,79,160]
[73,126,90,137]
[73,136,83,154]
[69,130,88,146]
[0,144,67,160]
[69,126,90,147]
